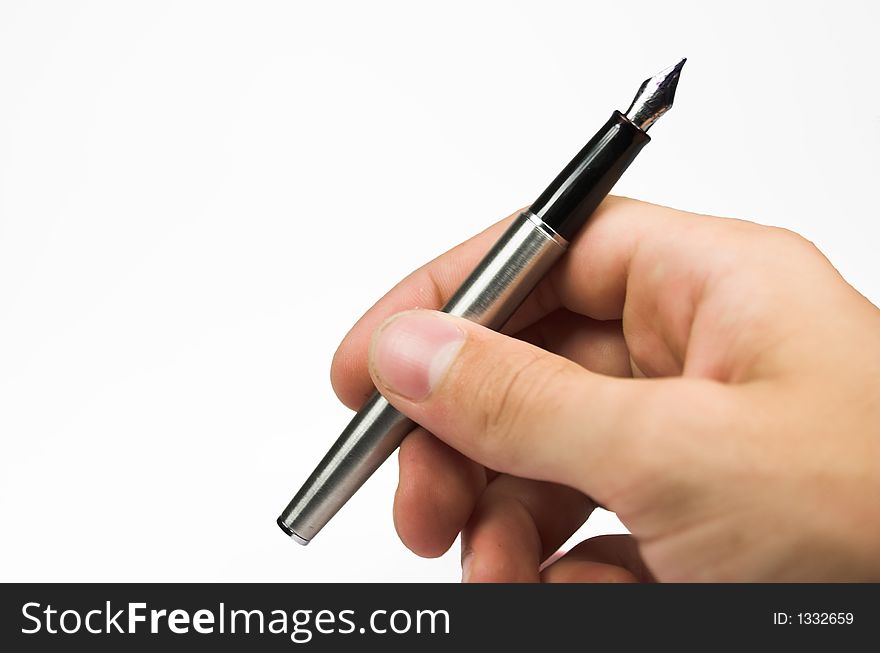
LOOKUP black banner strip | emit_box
[1,583,877,651]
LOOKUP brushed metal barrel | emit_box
[278,211,568,543]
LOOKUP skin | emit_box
[330,197,880,582]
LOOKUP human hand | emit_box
[330,197,880,582]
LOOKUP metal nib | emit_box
[625,58,686,132]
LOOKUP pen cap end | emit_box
[277,516,310,546]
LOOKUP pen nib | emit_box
[625,58,686,132]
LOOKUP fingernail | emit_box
[461,551,474,583]
[370,310,465,401]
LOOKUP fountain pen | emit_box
[278,59,687,544]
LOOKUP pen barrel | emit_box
[278,211,567,543]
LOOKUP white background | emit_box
[1,1,878,581]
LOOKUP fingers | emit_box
[543,196,704,321]
[540,535,654,583]
[460,475,596,583]
[392,315,630,559]
[367,308,697,501]
[331,196,706,409]
[392,427,485,558]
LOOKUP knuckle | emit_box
[764,225,820,256]
[773,225,805,245]
[472,352,565,466]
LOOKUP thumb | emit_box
[367,309,673,500]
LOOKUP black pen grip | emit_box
[530,111,649,241]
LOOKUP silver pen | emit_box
[278,59,686,545]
